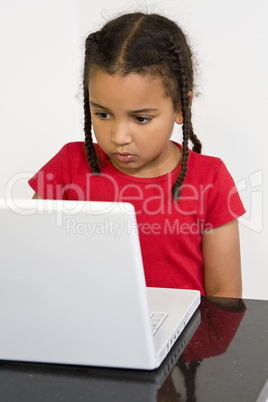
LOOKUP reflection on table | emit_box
[0,297,267,402]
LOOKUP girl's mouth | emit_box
[113,152,136,163]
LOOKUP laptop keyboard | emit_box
[150,312,168,335]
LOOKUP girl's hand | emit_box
[202,220,242,298]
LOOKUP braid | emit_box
[83,89,100,174]
[169,43,192,200]
[189,117,202,153]
[173,102,201,199]
[83,34,100,175]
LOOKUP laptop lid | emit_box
[0,199,200,370]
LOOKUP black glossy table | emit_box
[0,297,267,401]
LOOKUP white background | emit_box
[0,0,267,300]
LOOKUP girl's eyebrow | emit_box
[131,108,159,113]
[90,101,108,110]
[90,101,159,113]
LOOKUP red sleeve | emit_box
[205,161,245,229]
[28,143,72,199]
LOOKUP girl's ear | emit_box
[175,110,183,125]
[175,91,193,125]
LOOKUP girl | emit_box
[29,12,245,297]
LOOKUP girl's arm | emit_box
[32,193,42,199]
[202,220,242,298]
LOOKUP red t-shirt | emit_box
[29,141,245,295]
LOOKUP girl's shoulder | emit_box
[188,148,223,170]
[188,150,226,176]
[61,141,85,154]
[57,141,106,167]
[173,141,224,176]
[172,141,222,168]
[187,148,234,189]
[62,142,105,161]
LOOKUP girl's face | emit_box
[88,70,183,178]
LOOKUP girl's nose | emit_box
[111,121,132,145]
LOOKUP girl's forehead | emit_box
[88,70,168,99]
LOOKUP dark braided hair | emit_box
[83,12,202,200]
[83,35,101,175]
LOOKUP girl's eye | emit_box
[135,116,151,124]
[94,112,111,119]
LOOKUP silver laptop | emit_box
[0,311,201,401]
[0,198,200,370]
